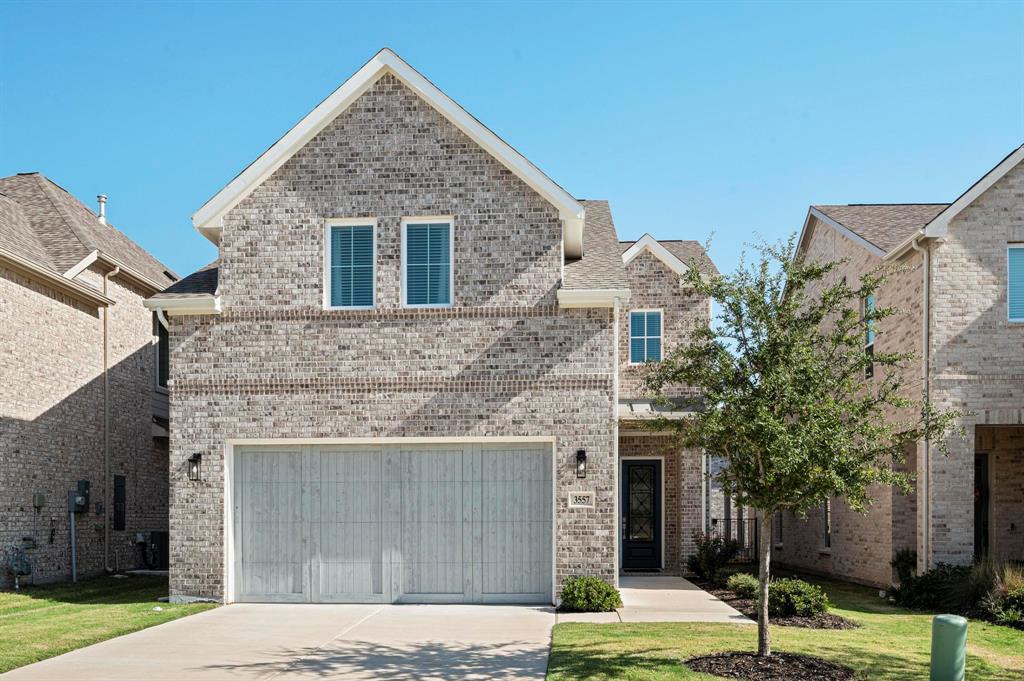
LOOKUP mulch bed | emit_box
[686,652,858,680]
[696,579,859,630]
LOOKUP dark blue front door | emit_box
[621,459,662,570]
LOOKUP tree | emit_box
[644,237,961,657]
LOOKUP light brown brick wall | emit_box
[167,74,617,600]
[1,263,168,585]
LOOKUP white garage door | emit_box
[232,442,553,604]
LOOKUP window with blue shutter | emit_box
[1009,246,1024,322]
[404,222,451,306]
[629,310,662,363]
[329,224,374,308]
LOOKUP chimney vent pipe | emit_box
[97,194,107,224]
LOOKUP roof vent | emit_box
[97,194,107,224]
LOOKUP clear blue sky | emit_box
[2,1,1021,278]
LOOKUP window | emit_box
[403,219,452,307]
[327,221,375,308]
[821,499,832,550]
[153,313,169,389]
[629,310,662,363]
[773,511,783,547]
[863,293,875,379]
[1009,246,1024,322]
[113,475,126,531]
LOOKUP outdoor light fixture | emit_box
[576,449,587,479]
[188,453,202,482]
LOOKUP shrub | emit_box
[895,559,1024,629]
[891,548,917,585]
[686,532,740,585]
[727,572,760,599]
[768,578,829,617]
[559,576,622,612]
[892,563,972,611]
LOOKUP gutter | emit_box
[556,288,631,308]
[0,247,115,306]
[910,235,931,571]
[102,266,120,574]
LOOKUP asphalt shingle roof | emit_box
[812,203,949,252]
[151,260,219,298]
[618,239,718,277]
[0,173,176,287]
[562,200,629,290]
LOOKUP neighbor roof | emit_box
[0,173,176,289]
[811,204,948,252]
[149,259,219,299]
[562,200,629,291]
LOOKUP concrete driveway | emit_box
[2,604,555,680]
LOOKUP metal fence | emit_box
[709,517,759,563]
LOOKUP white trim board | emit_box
[925,144,1024,239]
[622,234,691,275]
[797,208,887,259]
[191,48,586,258]
[400,216,455,309]
[323,218,378,310]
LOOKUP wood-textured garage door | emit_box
[232,443,552,604]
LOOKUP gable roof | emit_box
[562,200,629,291]
[809,204,948,254]
[924,142,1024,238]
[192,48,586,258]
[620,234,718,278]
[0,173,176,291]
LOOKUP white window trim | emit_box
[628,308,664,365]
[401,216,455,309]
[820,498,832,553]
[323,218,377,310]
[1009,245,1024,323]
[153,320,169,394]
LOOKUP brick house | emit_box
[0,173,176,585]
[146,49,715,604]
[773,145,1024,587]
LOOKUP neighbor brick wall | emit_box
[167,74,617,600]
[927,161,1024,567]
[618,250,710,400]
[0,263,168,585]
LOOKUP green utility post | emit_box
[930,614,967,681]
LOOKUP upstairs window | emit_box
[403,219,452,307]
[629,310,662,363]
[327,221,375,308]
[1009,246,1024,322]
[863,293,875,379]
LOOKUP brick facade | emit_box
[167,74,618,600]
[1,263,168,586]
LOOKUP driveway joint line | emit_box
[260,605,385,681]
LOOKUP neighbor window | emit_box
[863,293,875,379]
[821,499,832,550]
[403,220,452,307]
[1009,246,1024,322]
[153,313,169,389]
[327,222,375,308]
[630,310,662,363]
[113,475,126,532]
[773,511,783,547]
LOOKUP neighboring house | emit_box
[145,48,715,604]
[774,145,1024,588]
[0,173,177,585]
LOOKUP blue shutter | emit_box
[406,223,451,306]
[629,311,662,362]
[330,225,374,307]
[1010,247,1024,321]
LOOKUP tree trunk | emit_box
[756,509,772,657]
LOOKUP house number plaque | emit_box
[569,492,594,508]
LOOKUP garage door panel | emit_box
[234,442,552,604]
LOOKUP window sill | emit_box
[774,543,784,550]
[155,386,169,395]
[819,548,832,555]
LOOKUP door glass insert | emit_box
[628,465,655,541]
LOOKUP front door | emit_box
[621,459,662,570]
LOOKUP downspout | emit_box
[102,266,120,573]
[910,236,931,570]
[612,295,621,588]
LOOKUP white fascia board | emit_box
[143,295,222,315]
[924,144,1024,238]
[622,234,690,275]
[0,247,114,306]
[192,48,585,254]
[63,250,100,279]
[557,288,631,308]
[806,207,887,258]
[64,250,172,293]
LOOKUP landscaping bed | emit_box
[686,651,856,680]
[700,580,858,629]
[0,574,215,673]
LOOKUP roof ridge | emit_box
[32,173,91,258]
[817,202,950,207]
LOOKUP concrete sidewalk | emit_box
[557,575,752,624]
[2,603,554,680]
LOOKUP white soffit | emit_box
[192,48,585,256]
[622,234,690,275]
[924,143,1024,238]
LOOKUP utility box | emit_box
[68,480,90,513]
[32,493,44,509]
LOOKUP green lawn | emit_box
[548,575,1024,680]
[0,575,216,673]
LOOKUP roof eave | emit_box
[556,287,631,308]
[622,234,691,275]
[143,294,222,316]
[806,207,887,258]
[0,247,115,306]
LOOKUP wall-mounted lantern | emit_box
[575,449,587,479]
[188,453,202,482]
